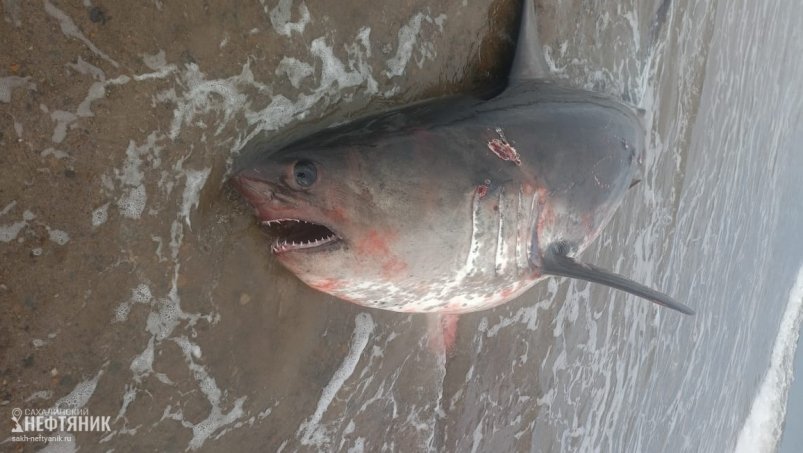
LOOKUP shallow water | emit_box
[1,0,802,451]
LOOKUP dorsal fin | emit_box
[509,0,551,80]
[541,246,695,315]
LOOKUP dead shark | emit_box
[232,0,694,316]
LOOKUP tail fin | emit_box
[541,246,694,315]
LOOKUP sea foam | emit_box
[734,264,803,453]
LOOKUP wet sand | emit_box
[1,0,678,451]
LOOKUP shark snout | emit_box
[231,172,305,223]
[232,173,275,201]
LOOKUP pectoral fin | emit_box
[541,248,695,315]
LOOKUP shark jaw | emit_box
[261,218,341,253]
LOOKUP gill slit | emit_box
[494,188,505,276]
[516,187,526,273]
[527,190,540,268]
[465,188,482,274]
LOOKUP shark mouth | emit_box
[261,219,340,253]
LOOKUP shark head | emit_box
[232,127,540,313]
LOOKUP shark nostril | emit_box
[231,175,282,211]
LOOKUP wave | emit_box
[734,264,803,453]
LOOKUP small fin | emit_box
[541,247,694,315]
[509,0,550,80]
[426,314,459,356]
[629,178,642,189]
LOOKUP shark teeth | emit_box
[271,235,340,253]
[261,218,302,227]
[260,218,340,253]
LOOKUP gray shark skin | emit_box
[232,0,694,316]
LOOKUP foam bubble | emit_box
[180,168,211,229]
[66,56,106,81]
[143,50,168,70]
[91,203,109,227]
[43,0,119,68]
[41,148,70,159]
[299,313,375,446]
[133,65,177,82]
[275,57,314,88]
[0,76,35,103]
[734,264,803,453]
[0,221,27,243]
[168,64,251,140]
[112,134,165,219]
[53,370,102,410]
[77,76,130,117]
[347,437,365,453]
[116,284,152,322]
[48,228,71,245]
[384,12,446,78]
[146,298,181,341]
[172,336,247,450]
[117,184,147,219]
[50,110,78,143]
[268,0,310,36]
[0,201,16,217]
[25,390,54,402]
[114,302,131,322]
[166,23,383,150]
[132,284,152,304]
[117,134,160,186]
[310,37,376,94]
[130,338,155,381]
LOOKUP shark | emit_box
[232,0,694,318]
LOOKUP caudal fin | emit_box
[541,247,694,315]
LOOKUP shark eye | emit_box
[292,160,317,188]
